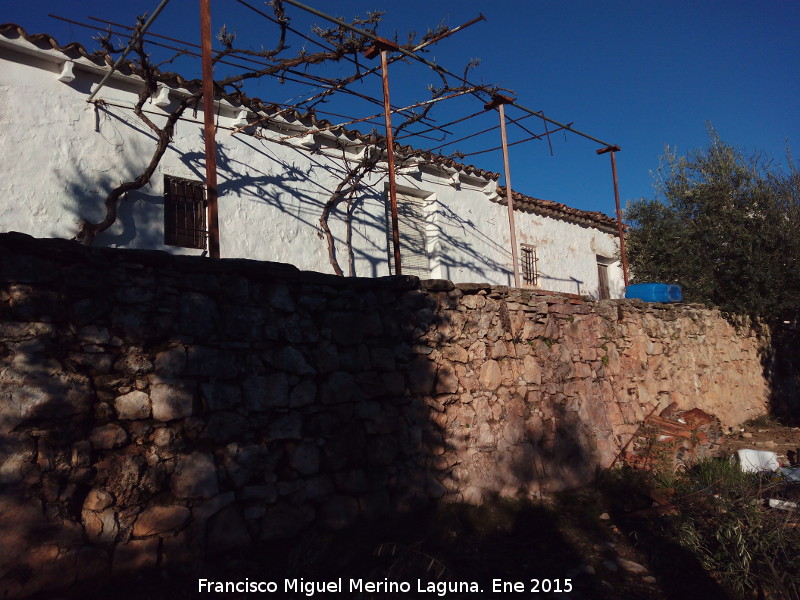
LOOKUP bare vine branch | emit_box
[77,5,488,280]
[75,18,199,245]
[319,147,382,275]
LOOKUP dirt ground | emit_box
[720,416,800,468]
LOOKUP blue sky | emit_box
[4,0,799,217]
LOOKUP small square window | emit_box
[520,244,538,286]
[164,175,207,249]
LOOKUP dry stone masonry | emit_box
[0,232,769,598]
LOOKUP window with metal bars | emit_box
[164,175,208,249]
[520,244,538,286]
[385,192,430,278]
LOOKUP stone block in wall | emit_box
[181,272,220,293]
[160,530,194,566]
[69,352,114,373]
[154,346,187,377]
[202,412,251,443]
[221,306,264,341]
[83,489,114,512]
[381,371,406,397]
[133,505,191,537]
[243,374,289,410]
[435,362,460,394]
[289,442,320,476]
[355,371,387,399]
[200,382,242,411]
[264,283,295,312]
[266,413,303,440]
[370,346,396,371]
[0,321,55,342]
[304,475,335,499]
[522,355,542,385]
[111,308,154,342]
[313,341,340,373]
[74,545,111,586]
[70,298,110,328]
[1,251,58,284]
[0,495,52,590]
[179,292,218,338]
[348,344,376,368]
[0,367,93,435]
[114,390,151,420]
[113,348,153,376]
[367,436,399,466]
[185,346,237,378]
[206,505,252,553]
[426,473,447,499]
[259,502,315,540]
[240,485,278,502]
[407,355,435,395]
[150,382,194,421]
[89,424,128,450]
[320,371,356,404]
[273,346,315,375]
[332,469,369,494]
[192,492,236,521]
[442,345,469,364]
[112,537,159,573]
[0,436,36,485]
[82,508,119,544]
[289,380,316,407]
[171,452,219,499]
[573,362,593,379]
[479,360,502,390]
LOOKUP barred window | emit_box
[386,192,430,278]
[164,175,207,249]
[520,244,538,286]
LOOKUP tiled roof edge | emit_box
[495,186,619,232]
[1,23,618,230]
[0,23,501,180]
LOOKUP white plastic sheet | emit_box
[734,448,779,473]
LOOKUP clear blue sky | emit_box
[4,0,799,217]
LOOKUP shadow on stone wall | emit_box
[760,324,800,424]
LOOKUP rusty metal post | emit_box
[379,48,402,275]
[485,94,521,288]
[597,145,629,287]
[499,104,521,287]
[200,0,220,258]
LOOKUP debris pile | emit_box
[620,406,724,471]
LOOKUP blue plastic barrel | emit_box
[625,283,683,303]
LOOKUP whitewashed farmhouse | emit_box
[0,24,624,298]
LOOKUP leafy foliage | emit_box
[625,128,800,322]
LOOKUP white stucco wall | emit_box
[0,35,624,297]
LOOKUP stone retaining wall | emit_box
[0,233,769,598]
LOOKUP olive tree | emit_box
[625,128,800,322]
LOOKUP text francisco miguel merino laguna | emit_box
[199,577,574,595]
[198,578,485,596]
